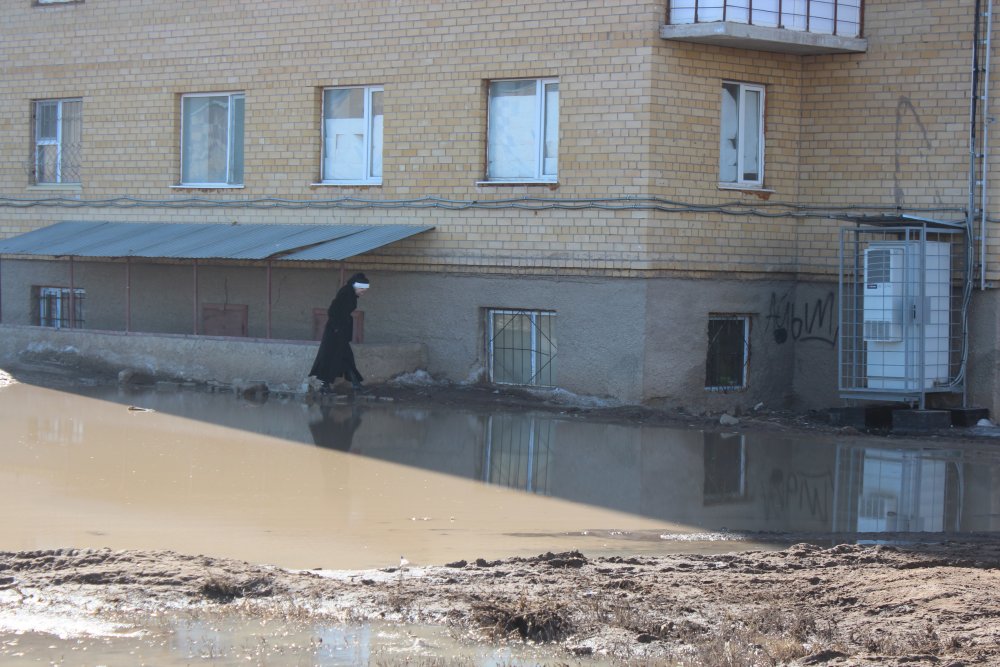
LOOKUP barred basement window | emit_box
[706,315,749,390]
[36,287,85,328]
[487,309,556,386]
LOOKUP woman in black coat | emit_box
[309,272,369,392]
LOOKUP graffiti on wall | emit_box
[761,468,834,523]
[764,291,838,346]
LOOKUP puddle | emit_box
[2,373,999,663]
[0,613,591,666]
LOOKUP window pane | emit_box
[324,88,365,181]
[36,145,58,184]
[369,89,383,179]
[719,84,739,182]
[542,83,559,178]
[36,102,58,140]
[488,80,538,179]
[741,89,761,181]
[182,95,233,184]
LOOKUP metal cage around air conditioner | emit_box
[839,223,966,408]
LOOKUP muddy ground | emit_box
[2,541,999,666]
[2,363,1000,665]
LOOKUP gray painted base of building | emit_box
[0,325,427,392]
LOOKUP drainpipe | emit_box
[979,0,995,290]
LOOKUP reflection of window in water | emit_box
[855,449,955,533]
[30,417,84,445]
[483,415,554,494]
[703,432,746,504]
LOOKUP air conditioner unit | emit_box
[864,241,951,390]
[863,246,904,342]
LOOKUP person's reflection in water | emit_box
[308,404,363,452]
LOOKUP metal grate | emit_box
[37,287,85,329]
[839,226,965,407]
[487,309,556,386]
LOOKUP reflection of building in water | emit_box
[703,432,746,504]
[30,417,85,445]
[832,446,962,533]
[483,415,554,493]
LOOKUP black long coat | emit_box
[309,282,363,385]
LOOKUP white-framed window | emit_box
[34,98,82,184]
[487,308,557,386]
[321,86,383,184]
[181,92,245,186]
[706,315,750,390]
[36,286,85,328]
[720,82,764,188]
[487,78,559,182]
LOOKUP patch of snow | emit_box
[524,387,621,409]
[390,370,439,387]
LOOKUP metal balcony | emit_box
[662,0,867,55]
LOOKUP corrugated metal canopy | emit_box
[0,221,433,261]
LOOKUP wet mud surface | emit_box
[2,541,999,665]
[3,363,1000,664]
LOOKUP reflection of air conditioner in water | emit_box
[863,242,950,390]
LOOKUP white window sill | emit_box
[172,184,244,190]
[718,182,773,193]
[310,182,382,187]
[477,180,559,186]
[27,183,82,192]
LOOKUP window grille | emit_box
[487,309,556,386]
[37,287,84,329]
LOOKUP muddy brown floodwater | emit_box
[1,364,1000,665]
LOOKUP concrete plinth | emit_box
[828,405,894,430]
[892,409,952,433]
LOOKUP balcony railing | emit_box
[668,0,862,38]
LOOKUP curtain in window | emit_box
[488,80,537,179]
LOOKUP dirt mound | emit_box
[2,542,998,664]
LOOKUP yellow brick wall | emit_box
[0,1,995,282]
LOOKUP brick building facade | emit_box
[1,1,997,413]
